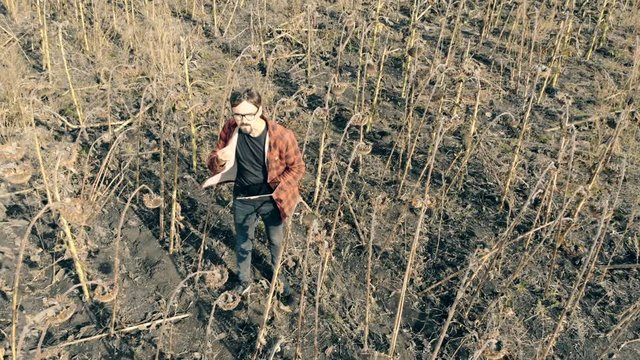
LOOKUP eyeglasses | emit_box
[232,110,259,122]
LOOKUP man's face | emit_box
[232,101,262,134]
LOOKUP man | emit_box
[202,88,305,300]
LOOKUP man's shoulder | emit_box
[221,118,238,133]
[267,119,294,137]
[223,118,236,127]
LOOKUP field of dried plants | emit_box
[1,0,639,359]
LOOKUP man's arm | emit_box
[275,131,305,186]
[206,120,234,174]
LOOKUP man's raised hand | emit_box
[216,144,234,164]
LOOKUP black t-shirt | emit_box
[234,127,272,197]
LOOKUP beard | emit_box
[239,124,252,133]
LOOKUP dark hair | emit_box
[230,88,262,108]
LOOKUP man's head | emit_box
[230,88,263,134]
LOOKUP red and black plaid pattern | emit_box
[206,119,236,175]
[207,116,305,219]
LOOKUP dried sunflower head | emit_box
[2,163,33,185]
[275,278,285,294]
[332,82,348,96]
[54,143,78,171]
[462,59,478,75]
[47,295,77,326]
[349,113,369,127]
[280,97,298,113]
[313,107,329,120]
[216,290,241,311]
[143,193,163,209]
[0,142,26,162]
[535,64,551,77]
[204,266,229,289]
[480,338,509,360]
[239,45,261,65]
[410,195,432,209]
[356,142,372,155]
[343,14,357,29]
[53,198,94,226]
[556,92,573,106]
[300,85,317,96]
[407,46,422,58]
[93,283,117,303]
[301,212,319,228]
[365,61,377,76]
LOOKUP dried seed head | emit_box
[365,61,377,76]
[349,113,369,127]
[93,284,117,303]
[120,64,141,78]
[0,142,26,162]
[175,202,184,222]
[302,212,319,228]
[190,101,211,115]
[410,195,432,209]
[411,197,423,209]
[556,92,573,105]
[167,91,182,102]
[300,84,317,96]
[241,46,261,65]
[344,15,357,29]
[356,142,372,155]
[374,192,388,209]
[49,305,76,326]
[216,290,241,311]
[280,97,298,113]
[275,278,285,294]
[143,193,163,209]
[53,198,94,226]
[257,332,267,347]
[175,98,188,110]
[535,64,551,77]
[332,82,348,96]
[48,295,77,326]
[480,338,509,360]
[204,266,229,289]
[2,163,33,185]
[407,46,422,58]
[462,59,479,75]
[313,107,329,120]
[54,143,78,171]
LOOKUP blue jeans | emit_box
[233,198,284,285]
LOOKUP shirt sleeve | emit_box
[207,120,234,174]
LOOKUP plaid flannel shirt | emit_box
[204,116,305,220]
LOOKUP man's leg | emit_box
[233,198,258,285]
[257,200,288,294]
